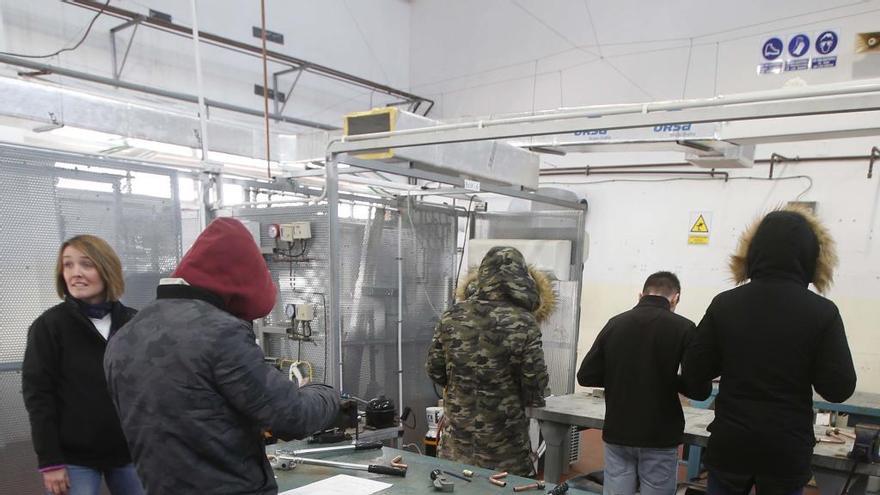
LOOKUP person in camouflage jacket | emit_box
[426,246,550,476]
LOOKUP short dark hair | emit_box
[642,271,681,297]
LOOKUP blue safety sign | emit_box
[762,37,784,60]
[812,56,837,69]
[816,31,838,54]
[788,34,810,57]
[757,62,784,74]
[785,59,810,71]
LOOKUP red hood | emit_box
[172,217,276,321]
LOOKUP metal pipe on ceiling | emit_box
[0,54,338,130]
[540,169,729,180]
[258,0,272,178]
[63,0,434,114]
[188,0,210,161]
[538,153,880,176]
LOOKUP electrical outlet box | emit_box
[294,304,314,321]
[279,222,311,242]
[279,224,295,242]
[290,222,311,239]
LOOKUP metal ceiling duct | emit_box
[342,108,541,189]
[0,75,287,160]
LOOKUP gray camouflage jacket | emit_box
[104,285,339,494]
[426,246,549,475]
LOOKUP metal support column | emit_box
[189,0,210,163]
[326,155,342,390]
[396,209,404,449]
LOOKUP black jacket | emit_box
[577,295,705,448]
[22,298,137,469]
[682,210,857,478]
[104,285,340,495]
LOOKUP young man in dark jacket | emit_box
[104,218,341,495]
[683,207,857,495]
[578,271,705,495]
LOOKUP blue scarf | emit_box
[71,298,114,319]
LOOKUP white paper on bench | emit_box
[279,474,392,495]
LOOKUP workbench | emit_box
[814,391,880,420]
[268,441,594,494]
[527,393,877,495]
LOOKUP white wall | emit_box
[407,0,880,393]
[410,0,880,119]
[543,138,880,393]
[0,0,412,129]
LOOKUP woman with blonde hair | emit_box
[22,235,144,495]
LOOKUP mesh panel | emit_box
[227,204,331,384]
[230,201,457,446]
[0,145,183,495]
[398,202,457,446]
[0,372,42,494]
[0,163,60,364]
[543,282,580,396]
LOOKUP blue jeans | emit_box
[603,443,679,495]
[65,464,145,495]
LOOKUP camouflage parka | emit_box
[426,246,550,475]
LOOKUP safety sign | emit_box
[786,59,810,71]
[762,38,783,60]
[758,62,784,74]
[812,56,837,69]
[688,212,711,245]
[690,215,709,233]
[788,34,810,57]
[816,31,838,54]
[759,30,839,75]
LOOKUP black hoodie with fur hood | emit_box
[682,207,856,479]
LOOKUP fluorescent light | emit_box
[126,138,197,157]
[33,123,64,133]
[209,151,278,168]
[45,125,122,142]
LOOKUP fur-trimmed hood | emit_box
[456,256,557,323]
[729,205,837,293]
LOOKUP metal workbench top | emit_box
[814,391,880,417]
[527,393,880,476]
[269,443,594,494]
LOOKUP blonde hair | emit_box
[55,235,125,301]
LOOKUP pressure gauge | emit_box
[285,304,296,319]
[268,224,281,239]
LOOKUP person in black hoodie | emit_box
[104,217,341,495]
[578,271,707,495]
[22,235,144,495]
[682,206,857,495]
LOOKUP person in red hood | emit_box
[104,218,341,495]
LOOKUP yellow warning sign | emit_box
[690,214,709,233]
[688,211,711,246]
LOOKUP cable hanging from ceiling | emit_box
[0,0,111,59]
